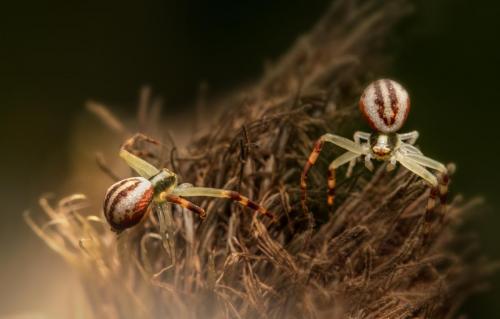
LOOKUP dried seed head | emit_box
[103,177,154,231]
[359,79,410,133]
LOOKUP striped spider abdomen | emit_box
[301,79,448,218]
[103,177,154,231]
[101,135,275,233]
[359,78,410,133]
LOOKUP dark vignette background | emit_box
[0,0,498,317]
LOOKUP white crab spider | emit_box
[300,79,449,212]
[103,134,274,232]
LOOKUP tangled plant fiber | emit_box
[27,1,493,318]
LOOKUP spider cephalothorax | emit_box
[103,134,274,232]
[149,169,178,198]
[301,79,449,213]
[369,132,399,160]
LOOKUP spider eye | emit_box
[359,79,410,133]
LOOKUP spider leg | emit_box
[119,149,160,179]
[386,156,397,172]
[347,131,371,177]
[403,152,447,174]
[123,133,160,149]
[399,151,449,205]
[400,143,423,155]
[395,152,449,216]
[300,133,365,212]
[327,151,361,207]
[425,176,449,216]
[364,153,375,171]
[410,161,451,246]
[122,133,161,159]
[163,194,207,218]
[420,173,450,248]
[395,152,438,187]
[398,131,419,145]
[171,187,274,220]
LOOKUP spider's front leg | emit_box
[346,131,371,177]
[364,153,375,172]
[300,133,365,212]
[158,192,207,219]
[327,151,362,207]
[386,156,397,172]
[396,151,453,249]
[398,130,419,145]
[120,149,161,179]
[122,133,161,159]
[395,151,449,214]
[171,187,275,220]
[405,152,450,214]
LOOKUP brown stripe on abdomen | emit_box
[107,180,140,221]
[374,80,390,126]
[104,179,130,212]
[133,187,154,215]
[385,79,399,125]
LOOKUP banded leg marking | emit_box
[222,190,275,220]
[426,172,449,216]
[398,152,449,217]
[327,169,336,207]
[171,187,275,220]
[301,138,325,211]
[327,151,360,208]
[422,172,450,247]
[301,134,364,212]
[165,194,207,219]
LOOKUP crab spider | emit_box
[103,135,274,232]
[300,79,449,213]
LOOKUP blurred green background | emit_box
[0,0,498,317]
